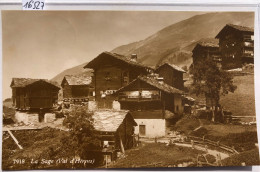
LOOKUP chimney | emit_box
[131,54,137,62]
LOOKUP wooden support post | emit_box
[7,130,23,150]
[119,137,125,154]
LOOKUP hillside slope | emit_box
[51,62,92,84]
[220,74,255,117]
[52,12,254,82]
[112,12,254,67]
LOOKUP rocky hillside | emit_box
[51,12,254,82]
[112,12,254,67]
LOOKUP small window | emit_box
[123,72,129,85]
[105,72,111,81]
[139,125,146,136]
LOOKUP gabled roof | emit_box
[192,39,219,52]
[84,51,153,71]
[92,109,137,132]
[62,75,92,86]
[156,63,186,73]
[10,78,60,89]
[116,75,183,95]
[216,24,254,38]
[197,39,219,48]
[227,24,254,32]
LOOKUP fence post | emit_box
[191,140,194,149]
[205,145,208,153]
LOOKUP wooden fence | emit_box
[187,135,239,154]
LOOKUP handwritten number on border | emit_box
[23,0,45,10]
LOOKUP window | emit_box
[176,105,179,112]
[123,71,129,85]
[104,72,111,81]
[139,125,146,136]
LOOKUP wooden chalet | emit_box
[192,39,221,67]
[155,63,186,90]
[84,51,153,108]
[215,24,254,69]
[114,75,184,137]
[61,74,94,103]
[92,109,137,152]
[115,75,184,114]
[10,78,60,110]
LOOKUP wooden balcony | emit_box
[118,94,161,102]
[242,51,254,58]
[242,42,254,47]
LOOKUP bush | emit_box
[205,131,258,152]
[222,148,260,166]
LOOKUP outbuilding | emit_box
[61,74,94,103]
[10,78,60,110]
[114,75,184,138]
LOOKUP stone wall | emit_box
[15,111,39,125]
[112,101,121,110]
[88,101,97,111]
[134,119,166,138]
[15,111,57,124]
[44,113,56,123]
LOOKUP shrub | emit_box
[222,148,260,166]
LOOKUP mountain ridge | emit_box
[51,12,254,83]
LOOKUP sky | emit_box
[2,10,204,100]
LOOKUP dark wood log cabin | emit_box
[61,74,94,102]
[155,63,186,90]
[215,24,254,69]
[84,52,153,108]
[92,109,137,160]
[115,75,184,115]
[192,39,221,67]
[114,75,184,137]
[10,78,60,110]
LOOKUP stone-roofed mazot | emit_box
[61,74,94,100]
[10,78,60,110]
[92,109,137,132]
[10,78,59,88]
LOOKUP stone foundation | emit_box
[15,111,39,125]
[112,101,121,110]
[44,113,56,123]
[88,101,97,111]
[15,111,57,124]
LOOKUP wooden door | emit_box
[139,125,146,136]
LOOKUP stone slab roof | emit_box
[92,109,136,132]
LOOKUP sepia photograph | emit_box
[1,10,259,170]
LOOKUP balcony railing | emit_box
[118,94,161,102]
[243,42,254,47]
